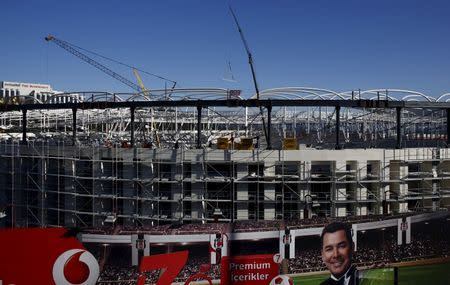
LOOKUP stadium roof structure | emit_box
[2,87,450,150]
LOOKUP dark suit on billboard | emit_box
[320,265,357,285]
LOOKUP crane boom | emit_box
[132,68,151,97]
[229,7,269,148]
[229,7,260,99]
[45,35,142,92]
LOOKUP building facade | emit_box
[0,81,81,103]
[1,144,448,229]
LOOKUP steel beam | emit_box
[0,99,417,112]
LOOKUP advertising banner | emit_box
[0,228,99,285]
[220,254,280,285]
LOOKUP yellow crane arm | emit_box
[132,68,151,98]
[132,69,160,146]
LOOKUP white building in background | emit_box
[0,81,82,103]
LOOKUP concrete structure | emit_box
[78,210,448,266]
[1,87,450,229]
[0,81,81,104]
[1,144,449,228]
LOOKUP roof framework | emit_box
[1,87,450,149]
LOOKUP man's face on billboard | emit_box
[321,229,353,278]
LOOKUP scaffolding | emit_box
[1,142,449,229]
[1,88,450,228]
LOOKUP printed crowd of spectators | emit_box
[94,217,449,284]
[289,219,450,273]
[97,257,221,284]
[97,266,140,285]
[173,257,221,282]
[317,235,448,272]
[84,212,424,236]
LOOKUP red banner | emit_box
[0,228,99,285]
[220,254,279,285]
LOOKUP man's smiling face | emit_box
[321,229,353,278]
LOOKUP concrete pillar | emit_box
[279,229,295,260]
[264,162,276,220]
[236,164,249,220]
[334,161,347,217]
[131,234,150,266]
[122,151,136,226]
[191,162,205,220]
[352,224,358,251]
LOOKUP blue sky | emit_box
[1,0,450,98]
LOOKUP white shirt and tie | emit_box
[328,265,356,285]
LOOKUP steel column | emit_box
[447,109,450,146]
[72,108,77,145]
[396,107,402,149]
[197,106,202,149]
[21,109,27,144]
[130,106,135,147]
[335,106,341,149]
[267,104,272,150]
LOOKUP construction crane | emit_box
[45,35,177,93]
[132,68,161,146]
[46,35,173,146]
[229,7,270,148]
[132,68,151,98]
[45,35,141,92]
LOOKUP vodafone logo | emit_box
[52,249,99,285]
